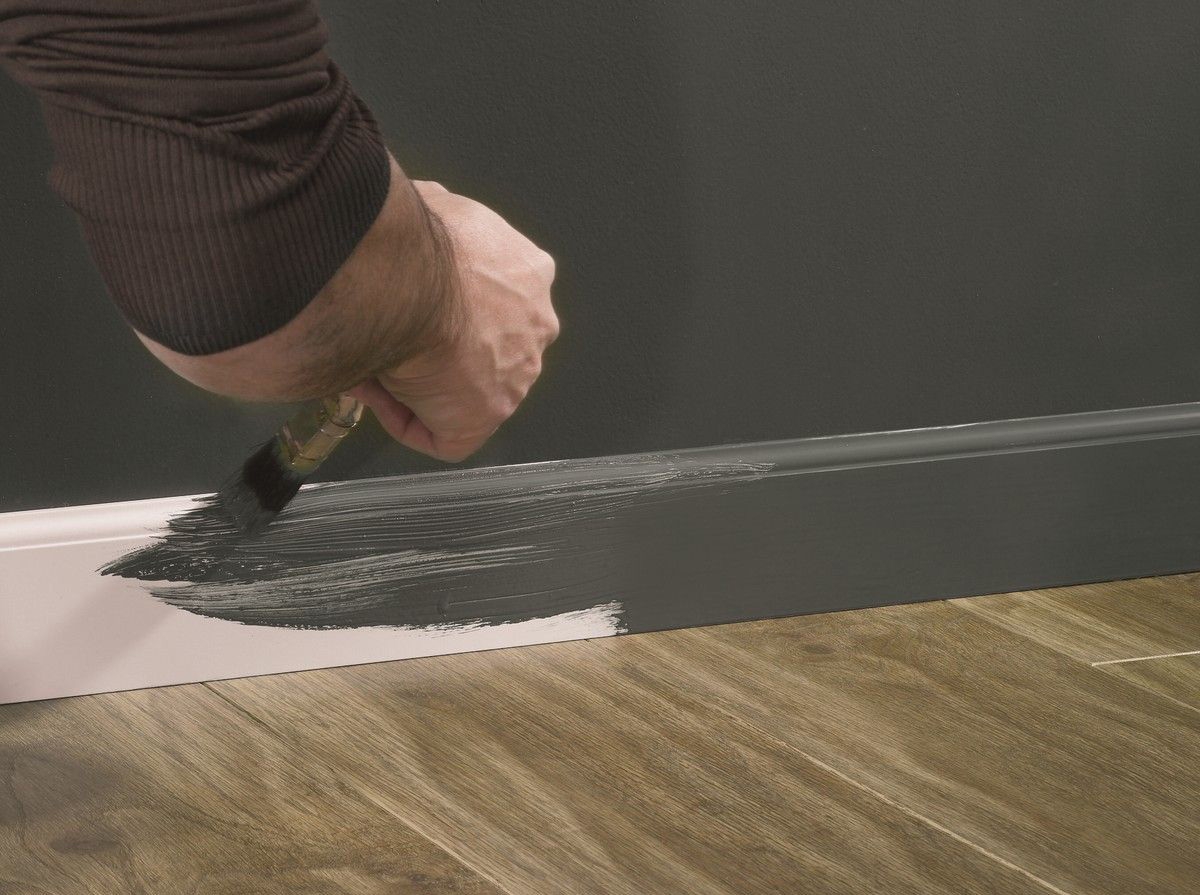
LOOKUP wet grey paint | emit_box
[102,454,772,629]
[102,404,1200,634]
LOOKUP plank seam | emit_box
[780,748,1078,895]
[201,682,523,895]
[1090,649,1200,666]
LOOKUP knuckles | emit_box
[487,397,520,422]
[396,184,560,462]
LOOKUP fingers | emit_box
[351,181,556,463]
[348,378,437,458]
[348,378,487,463]
[425,433,488,464]
[348,378,413,441]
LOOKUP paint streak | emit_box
[101,454,772,629]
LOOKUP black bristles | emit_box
[215,438,307,536]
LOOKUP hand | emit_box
[348,181,559,462]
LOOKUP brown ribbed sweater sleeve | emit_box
[0,0,390,355]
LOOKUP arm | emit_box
[0,0,557,460]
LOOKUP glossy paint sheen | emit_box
[101,454,771,628]
[99,404,1200,634]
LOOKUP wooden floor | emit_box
[2,576,1197,894]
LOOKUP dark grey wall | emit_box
[4,0,1200,511]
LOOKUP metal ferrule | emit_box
[277,394,364,475]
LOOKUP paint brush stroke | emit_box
[101,454,772,629]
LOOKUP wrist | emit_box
[137,154,463,403]
[387,177,465,364]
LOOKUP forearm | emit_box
[0,0,437,364]
[140,153,463,403]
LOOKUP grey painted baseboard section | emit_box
[96,401,1200,637]
[10,401,1197,705]
[619,401,1200,634]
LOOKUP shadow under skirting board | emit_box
[4,401,1200,704]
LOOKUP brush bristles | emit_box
[216,438,307,536]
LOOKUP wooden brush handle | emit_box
[277,394,364,474]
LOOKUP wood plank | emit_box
[0,685,503,895]
[672,602,1200,895]
[952,573,1200,663]
[214,639,1056,895]
[1095,654,1200,714]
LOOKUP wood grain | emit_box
[679,602,1200,895]
[0,684,502,895]
[1095,654,1200,713]
[212,641,1052,895]
[214,595,1200,895]
[5,575,1197,894]
[953,572,1200,663]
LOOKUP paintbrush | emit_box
[216,393,364,536]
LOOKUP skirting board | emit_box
[4,401,1200,704]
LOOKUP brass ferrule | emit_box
[277,393,364,475]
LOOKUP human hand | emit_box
[348,180,559,462]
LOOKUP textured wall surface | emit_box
[3,0,1200,510]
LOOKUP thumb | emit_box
[347,378,480,462]
[347,378,437,458]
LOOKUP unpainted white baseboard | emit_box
[0,493,623,705]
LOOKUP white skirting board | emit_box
[0,494,623,705]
